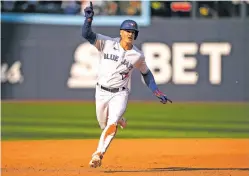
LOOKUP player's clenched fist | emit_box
[84,1,94,19]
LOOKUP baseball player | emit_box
[82,2,172,168]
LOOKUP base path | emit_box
[1,139,249,176]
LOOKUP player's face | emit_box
[120,30,135,43]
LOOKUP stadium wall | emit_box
[1,18,249,101]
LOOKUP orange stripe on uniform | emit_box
[104,124,117,141]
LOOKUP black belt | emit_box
[97,83,125,93]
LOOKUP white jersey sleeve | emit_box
[135,54,149,74]
[94,34,113,52]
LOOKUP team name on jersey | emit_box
[104,53,119,62]
[121,59,133,70]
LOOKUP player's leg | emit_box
[95,86,110,130]
[97,90,129,155]
[118,116,127,129]
[95,84,127,129]
[95,98,108,130]
[89,86,111,168]
[90,90,128,167]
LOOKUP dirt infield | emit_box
[1,139,249,176]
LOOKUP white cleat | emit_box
[89,153,103,168]
[118,117,127,129]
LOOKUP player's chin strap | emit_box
[82,17,97,45]
[141,70,158,93]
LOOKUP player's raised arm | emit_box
[82,1,113,52]
[136,56,172,104]
[82,1,97,45]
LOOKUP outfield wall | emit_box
[1,18,249,101]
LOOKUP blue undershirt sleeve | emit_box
[82,18,97,45]
[141,70,158,93]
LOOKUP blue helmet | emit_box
[120,19,139,40]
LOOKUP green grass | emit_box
[1,102,249,140]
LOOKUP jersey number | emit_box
[120,72,129,80]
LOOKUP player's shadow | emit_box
[104,167,249,173]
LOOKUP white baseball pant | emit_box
[94,84,129,155]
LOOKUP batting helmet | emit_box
[120,19,139,40]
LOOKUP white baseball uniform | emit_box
[91,33,149,154]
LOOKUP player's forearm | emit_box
[142,70,158,92]
[82,18,96,44]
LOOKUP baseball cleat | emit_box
[118,117,127,129]
[89,152,103,168]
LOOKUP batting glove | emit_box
[154,89,172,104]
[84,1,94,19]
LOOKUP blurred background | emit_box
[1,1,249,140]
[1,0,142,16]
[1,0,249,17]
